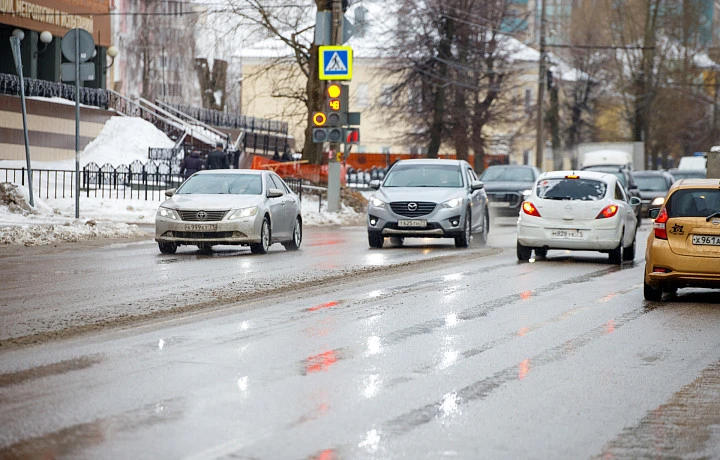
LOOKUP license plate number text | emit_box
[692,235,720,246]
[185,224,217,231]
[551,229,583,239]
[398,219,427,228]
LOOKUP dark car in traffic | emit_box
[631,170,675,216]
[667,168,706,182]
[479,165,542,217]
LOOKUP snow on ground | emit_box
[0,116,365,246]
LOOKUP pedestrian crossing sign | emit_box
[319,46,353,81]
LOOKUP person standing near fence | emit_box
[206,143,229,170]
[180,149,203,179]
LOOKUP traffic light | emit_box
[344,128,360,144]
[327,127,343,143]
[312,128,328,143]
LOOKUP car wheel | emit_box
[476,210,489,246]
[283,217,302,251]
[390,236,404,246]
[368,233,384,248]
[623,234,636,261]
[535,247,547,258]
[250,217,271,254]
[454,209,471,248]
[158,242,177,254]
[643,280,663,301]
[517,242,532,262]
[609,233,623,264]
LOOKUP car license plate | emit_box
[692,235,720,246]
[551,229,583,239]
[185,224,217,231]
[398,219,427,228]
[489,202,510,207]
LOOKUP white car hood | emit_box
[161,194,263,211]
[376,187,464,204]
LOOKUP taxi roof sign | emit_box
[319,46,352,81]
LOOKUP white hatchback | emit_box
[516,170,641,263]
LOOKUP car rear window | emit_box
[383,164,463,187]
[536,178,607,201]
[665,189,720,217]
[634,176,669,191]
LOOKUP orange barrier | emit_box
[251,156,346,185]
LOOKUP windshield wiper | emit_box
[706,211,720,221]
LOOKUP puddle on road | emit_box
[0,398,184,459]
[597,360,720,459]
[0,355,103,389]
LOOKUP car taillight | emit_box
[522,201,541,217]
[653,208,669,239]
[596,204,619,219]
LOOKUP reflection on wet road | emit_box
[1,222,720,458]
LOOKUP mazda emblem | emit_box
[407,202,418,211]
[196,211,207,220]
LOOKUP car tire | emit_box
[454,209,471,248]
[517,242,532,262]
[368,233,384,248]
[158,242,177,254]
[283,217,302,251]
[477,210,489,246]
[535,247,547,258]
[390,236,404,246]
[250,217,271,254]
[609,234,623,264]
[644,280,663,301]
[623,234,636,261]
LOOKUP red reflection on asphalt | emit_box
[313,448,336,460]
[305,350,338,374]
[518,359,531,380]
[517,327,530,337]
[604,319,615,335]
[519,290,532,300]
[308,301,338,312]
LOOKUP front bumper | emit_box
[367,204,465,239]
[155,215,262,245]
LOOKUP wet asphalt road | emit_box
[1,220,720,459]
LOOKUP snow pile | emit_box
[78,116,175,167]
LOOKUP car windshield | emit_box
[383,164,463,187]
[666,189,720,218]
[176,173,263,195]
[480,167,535,182]
[536,178,607,201]
[634,176,669,191]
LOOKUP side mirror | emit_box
[165,189,176,197]
[629,184,639,190]
[369,179,381,190]
[267,188,284,198]
[649,208,660,219]
[470,180,484,191]
[629,196,642,206]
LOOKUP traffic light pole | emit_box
[327,0,344,212]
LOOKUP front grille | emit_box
[178,210,228,221]
[174,231,235,239]
[389,201,437,217]
[487,192,522,207]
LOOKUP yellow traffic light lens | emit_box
[313,112,327,126]
[327,84,341,98]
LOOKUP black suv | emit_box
[581,165,642,224]
[479,165,542,217]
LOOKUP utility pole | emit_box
[327,0,343,212]
[534,0,547,169]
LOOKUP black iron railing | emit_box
[0,73,110,109]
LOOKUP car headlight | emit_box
[651,197,665,206]
[157,206,179,220]
[442,197,463,208]
[369,196,386,208]
[228,206,258,220]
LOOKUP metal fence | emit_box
[346,166,388,189]
[0,73,110,109]
[1,164,305,202]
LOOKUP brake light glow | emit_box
[653,208,669,239]
[596,204,618,219]
[522,201,541,217]
[565,175,579,179]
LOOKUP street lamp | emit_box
[106,45,119,69]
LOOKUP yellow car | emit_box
[644,179,720,300]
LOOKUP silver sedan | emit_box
[155,170,302,254]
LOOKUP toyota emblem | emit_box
[407,202,418,211]
[196,211,208,220]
